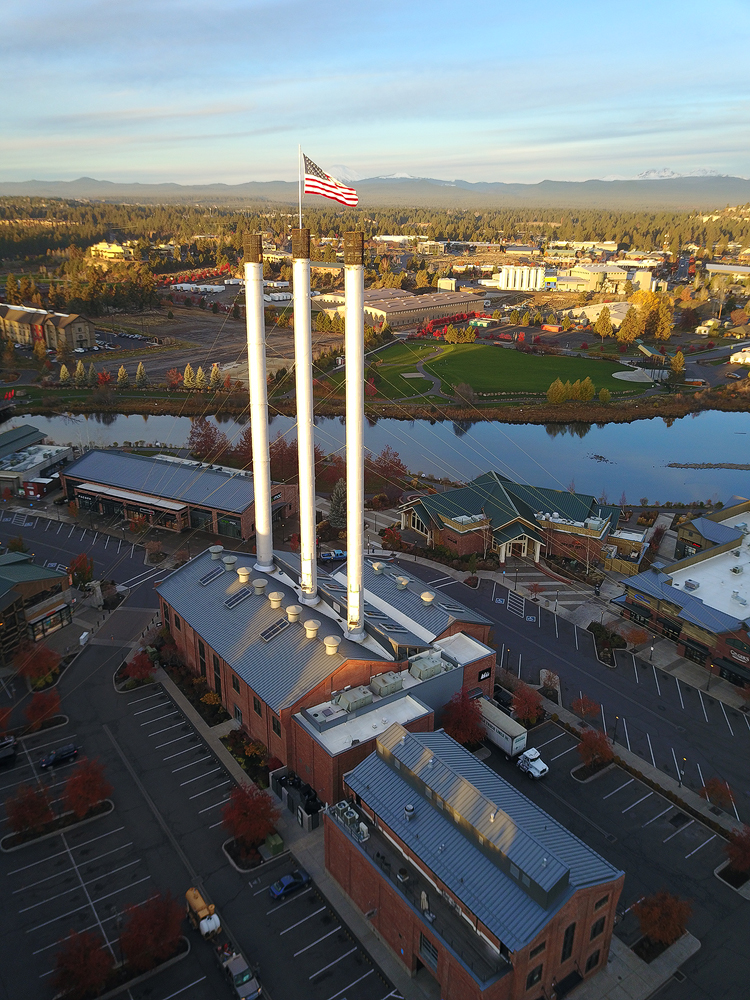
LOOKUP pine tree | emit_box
[74,360,86,387]
[579,376,595,401]
[521,310,531,326]
[546,378,565,404]
[117,365,129,388]
[209,363,221,390]
[670,350,685,374]
[33,340,47,365]
[569,379,581,400]
[195,366,207,389]
[617,306,640,344]
[562,379,573,400]
[59,364,70,385]
[135,362,147,388]
[328,478,347,530]
[594,306,613,342]
[87,363,97,388]
[183,363,195,389]
[655,299,674,341]
[5,274,21,306]
[599,387,611,403]
[562,314,572,330]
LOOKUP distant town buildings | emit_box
[0,304,95,351]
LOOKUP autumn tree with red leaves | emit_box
[222,783,280,857]
[119,893,183,972]
[187,417,230,464]
[69,552,94,589]
[511,684,543,727]
[441,688,486,746]
[6,783,53,834]
[0,706,11,735]
[571,694,600,721]
[24,688,61,731]
[14,641,60,686]
[123,651,155,683]
[62,758,112,819]
[577,728,613,769]
[53,930,114,1000]
[166,368,183,389]
[699,777,733,810]
[726,825,750,874]
[633,891,691,946]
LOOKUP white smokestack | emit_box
[344,232,365,641]
[292,228,318,605]
[244,236,274,573]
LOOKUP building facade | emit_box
[0,304,95,350]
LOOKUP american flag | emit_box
[303,154,358,207]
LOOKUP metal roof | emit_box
[687,517,742,546]
[620,568,747,633]
[0,552,68,585]
[156,550,384,713]
[0,425,45,461]
[345,726,621,953]
[64,450,257,514]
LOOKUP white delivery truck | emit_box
[479,698,527,759]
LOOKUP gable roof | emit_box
[687,516,742,546]
[619,567,747,633]
[0,425,45,461]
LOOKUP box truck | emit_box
[479,698,527,759]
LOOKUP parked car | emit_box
[516,748,549,779]
[74,347,85,354]
[0,736,17,766]
[39,743,78,769]
[727,371,744,379]
[320,549,346,562]
[268,868,310,900]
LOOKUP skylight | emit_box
[224,587,252,609]
[260,618,290,642]
[199,566,224,587]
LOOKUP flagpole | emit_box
[298,145,303,229]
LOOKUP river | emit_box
[5,409,750,505]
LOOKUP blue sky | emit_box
[2,0,748,184]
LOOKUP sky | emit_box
[2,0,749,185]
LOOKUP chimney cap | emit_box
[323,635,342,655]
[236,565,251,581]
[303,619,321,638]
[420,591,435,605]
[252,578,268,595]
[286,604,302,622]
[222,555,237,568]
[268,591,284,609]
[209,545,224,560]
[372,562,385,575]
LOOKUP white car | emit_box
[74,347,85,353]
[517,748,549,779]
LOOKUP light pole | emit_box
[706,663,713,691]
[555,589,559,613]
[612,715,619,745]
[649,639,655,662]
[680,757,686,788]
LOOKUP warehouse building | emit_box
[315,289,483,329]
[326,724,623,1000]
[0,553,72,660]
[60,450,297,540]
[0,424,72,495]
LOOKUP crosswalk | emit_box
[507,591,526,618]
[509,564,591,612]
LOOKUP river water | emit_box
[5,409,750,505]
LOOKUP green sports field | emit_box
[422,343,639,395]
[329,341,438,398]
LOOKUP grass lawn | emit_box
[328,341,442,398]
[423,344,642,395]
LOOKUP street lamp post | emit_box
[649,639,655,662]
[555,589,559,613]
[612,716,619,745]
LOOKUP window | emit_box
[590,917,605,940]
[561,922,576,962]
[585,950,600,973]
[419,933,438,971]
[234,705,243,725]
[232,675,240,694]
[198,641,206,678]
[163,607,170,627]
[526,964,543,990]
[174,615,181,631]
[595,895,609,910]
[253,696,262,717]
[529,942,546,960]
[272,716,281,737]
[213,657,221,698]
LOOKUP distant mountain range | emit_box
[1,174,750,210]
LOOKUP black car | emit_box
[39,744,78,769]
[0,736,17,765]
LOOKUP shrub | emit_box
[201,691,221,706]
[699,777,733,809]
[124,651,155,683]
[726,825,750,873]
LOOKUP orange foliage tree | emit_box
[571,694,600,720]
[441,688,486,746]
[577,728,613,769]
[63,758,112,819]
[123,651,155,682]
[6,783,53,835]
[222,784,280,858]
[633,891,691,946]
[511,684,543,727]
[119,893,183,973]
[53,930,114,1000]
[14,641,60,686]
[726,825,750,874]
[699,777,733,809]
[24,689,61,731]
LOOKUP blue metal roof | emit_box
[345,726,621,953]
[157,550,384,713]
[688,517,742,546]
[622,567,747,633]
[64,450,257,514]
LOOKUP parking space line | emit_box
[675,678,685,710]
[12,842,133,893]
[294,926,341,956]
[198,797,229,814]
[698,690,709,723]
[208,819,224,829]
[622,717,631,752]
[180,767,221,786]
[266,886,313,914]
[127,691,161,706]
[309,946,358,979]
[646,733,656,767]
[663,819,694,843]
[141,711,179,726]
[280,905,326,935]
[7,827,126,875]
[652,665,661,697]
[642,805,673,827]
[159,735,197,752]
[105,535,110,549]
[23,732,79,753]
[622,792,653,813]
[172,756,211,773]
[744,713,750,732]
[720,701,735,737]
[686,835,717,858]
[324,969,374,999]
[632,653,639,685]
[68,526,75,538]
[189,780,230,800]
[18,859,141,912]
[535,733,565,749]
[603,779,634,800]
[550,746,577,761]
[149,722,185,737]
[133,702,169,715]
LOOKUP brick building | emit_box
[61,450,297,540]
[327,725,623,1000]
[401,472,620,567]
[157,548,494,802]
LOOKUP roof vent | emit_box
[268,591,284,609]
[395,576,409,590]
[372,562,385,575]
[286,604,302,623]
[252,578,267,596]
[236,566,251,584]
[404,804,415,822]
[420,591,435,605]
[222,555,237,571]
[303,619,321,638]
[209,545,224,560]
[323,635,342,656]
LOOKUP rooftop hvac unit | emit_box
[355,822,370,843]
[334,801,349,818]
[732,591,748,606]
[731,565,743,575]
[335,686,373,713]
[733,549,741,557]
[410,658,443,681]
[370,671,404,697]
[683,579,700,591]
[344,808,359,828]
